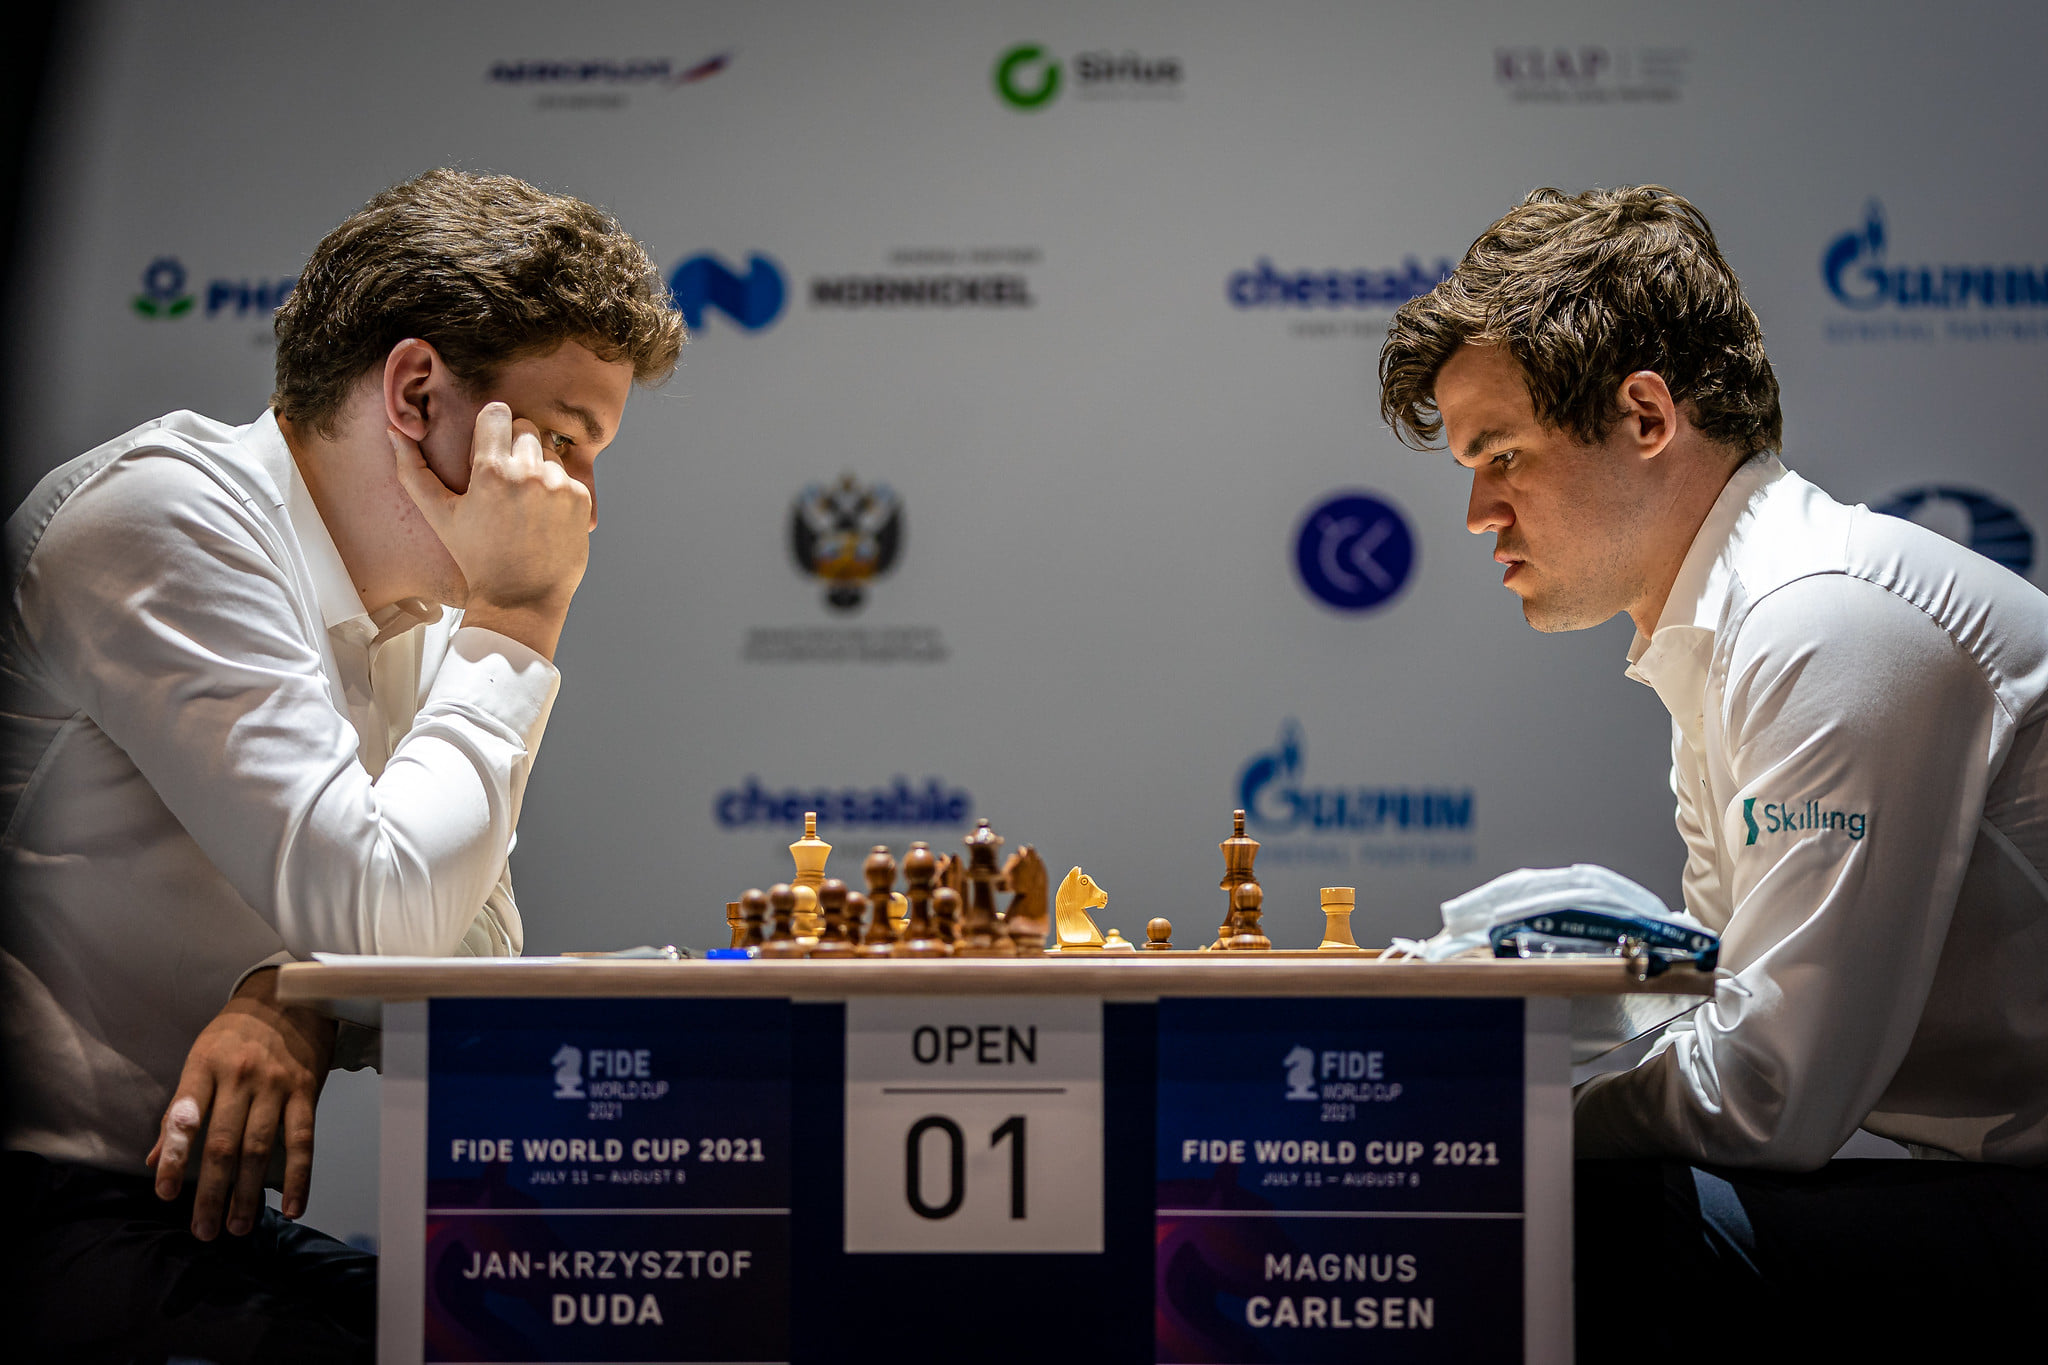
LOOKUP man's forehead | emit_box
[1435,344,1534,459]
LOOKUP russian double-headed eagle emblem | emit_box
[789,474,903,612]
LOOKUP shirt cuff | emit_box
[430,626,562,748]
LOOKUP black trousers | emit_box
[1576,1156,2048,1364]
[3,1151,375,1365]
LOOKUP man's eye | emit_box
[1491,450,1517,470]
[546,432,574,455]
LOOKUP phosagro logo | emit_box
[1743,797,1867,845]
[791,474,902,612]
[1824,202,2048,312]
[132,257,294,321]
[1239,721,1473,837]
[668,252,786,332]
[1874,485,2035,578]
[993,42,1181,109]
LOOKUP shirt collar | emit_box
[1624,452,1789,743]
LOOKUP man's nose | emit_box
[1466,471,1511,536]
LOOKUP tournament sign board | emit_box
[1155,997,1571,1364]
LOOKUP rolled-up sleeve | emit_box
[1576,573,1998,1169]
[17,451,558,958]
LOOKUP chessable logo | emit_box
[132,257,295,321]
[790,474,902,612]
[1227,257,1452,312]
[667,251,786,332]
[1874,485,2036,578]
[1294,492,1416,613]
[715,777,973,829]
[992,42,1183,110]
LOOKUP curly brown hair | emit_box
[273,169,685,436]
[1379,185,1780,456]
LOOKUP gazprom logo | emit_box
[668,252,786,332]
[1873,485,2034,578]
[1238,721,1474,836]
[1823,202,2048,311]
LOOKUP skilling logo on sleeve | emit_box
[1742,797,1867,845]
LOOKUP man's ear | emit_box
[1617,370,1679,462]
[382,338,442,442]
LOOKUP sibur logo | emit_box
[668,252,786,332]
[1874,485,2035,578]
[1295,492,1416,613]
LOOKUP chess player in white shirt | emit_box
[1378,185,2048,1362]
[1,168,683,1361]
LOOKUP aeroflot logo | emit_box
[1823,202,2048,311]
[1742,797,1867,844]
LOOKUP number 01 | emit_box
[906,1114,1026,1221]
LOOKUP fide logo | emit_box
[1283,1045,1319,1101]
[790,474,903,612]
[1874,485,2035,578]
[550,1044,584,1099]
[1294,491,1416,612]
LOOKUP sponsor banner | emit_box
[1493,44,1689,103]
[1822,202,2048,344]
[1238,722,1476,872]
[1156,998,1525,1363]
[425,998,791,1362]
[486,52,730,110]
[992,43,1183,109]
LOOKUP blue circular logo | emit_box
[1873,485,2034,578]
[1294,492,1416,611]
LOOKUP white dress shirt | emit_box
[1575,453,2048,1168]
[1,410,557,1171]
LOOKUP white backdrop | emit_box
[10,0,2044,1241]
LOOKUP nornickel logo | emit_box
[668,252,786,331]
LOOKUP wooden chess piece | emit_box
[759,883,806,958]
[1102,927,1137,952]
[1318,887,1360,950]
[740,888,769,950]
[932,887,962,956]
[1215,808,1262,949]
[958,819,1007,957]
[859,847,899,958]
[789,811,831,942]
[893,842,946,957]
[1052,867,1109,952]
[811,878,855,958]
[1003,846,1050,955]
[726,901,744,949]
[1227,881,1271,951]
[1141,917,1174,951]
[844,890,872,955]
[932,853,964,946]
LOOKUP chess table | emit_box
[280,954,1715,1365]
